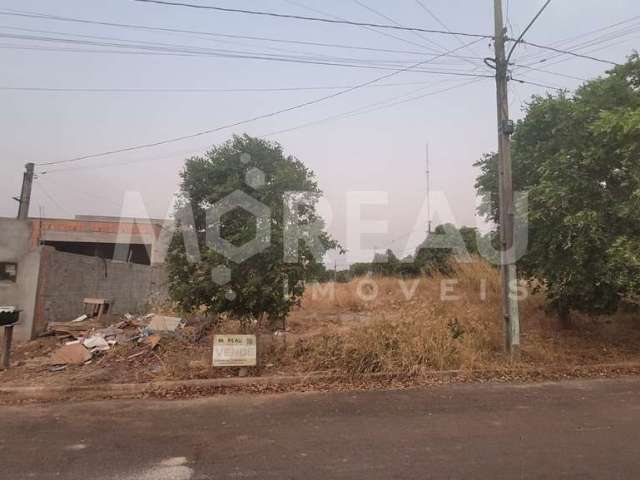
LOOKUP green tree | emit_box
[167,134,339,328]
[414,223,473,274]
[475,54,640,323]
[458,226,479,255]
[371,249,400,276]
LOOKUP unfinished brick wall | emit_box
[30,218,161,249]
[35,247,169,326]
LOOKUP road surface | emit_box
[1,377,640,479]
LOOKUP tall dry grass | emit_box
[286,260,640,375]
[290,261,506,374]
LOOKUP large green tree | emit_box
[167,134,338,328]
[475,54,640,322]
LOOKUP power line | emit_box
[38,175,124,209]
[0,23,342,62]
[35,37,485,168]
[504,10,640,65]
[283,0,443,56]
[39,141,206,175]
[0,6,627,68]
[38,79,483,175]
[0,41,480,71]
[514,39,620,66]
[0,8,490,67]
[521,35,638,72]
[0,31,421,65]
[0,43,206,57]
[511,77,565,92]
[0,23,487,70]
[0,10,433,56]
[350,0,448,54]
[511,63,588,82]
[34,180,72,216]
[413,0,482,57]
[506,0,552,63]
[513,14,640,65]
[262,78,485,137]
[505,0,515,35]
[0,22,485,64]
[409,0,484,70]
[0,79,470,94]
[133,0,493,40]
[410,0,489,89]
[0,31,492,74]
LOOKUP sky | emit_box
[1,0,638,265]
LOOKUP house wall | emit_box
[0,219,41,341]
[35,248,169,325]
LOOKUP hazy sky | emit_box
[1,0,638,264]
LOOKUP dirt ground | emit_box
[2,263,640,388]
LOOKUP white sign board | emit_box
[212,334,257,367]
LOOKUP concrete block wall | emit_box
[0,219,41,341]
[35,248,169,325]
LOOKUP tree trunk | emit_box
[558,304,573,330]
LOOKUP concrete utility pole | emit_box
[17,162,35,220]
[425,143,432,235]
[493,0,520,360]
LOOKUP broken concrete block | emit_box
[148,315,184,333]
[83,336,110,352]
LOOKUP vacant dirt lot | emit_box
[2,262,640,388]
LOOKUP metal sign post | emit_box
[1,307,20,370]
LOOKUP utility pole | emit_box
[16,162,35,220]
[493,0,520,360]
[425,143,432,235]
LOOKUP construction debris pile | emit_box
[0,309,294,387]
[45,313,187,372]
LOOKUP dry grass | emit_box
[289,262,502,374]
[285,260,640,375]
[4,259,639,388]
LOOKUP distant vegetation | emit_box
[311,223,487,283]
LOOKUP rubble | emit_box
[49,343,92,366]
[148,315,184,333]
[83,336,110,352]
[47,322,90,338]
[1,311,225,386]
[143,334,161,350]
[43,312,159,365]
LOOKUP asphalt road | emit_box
[2,377,640,479]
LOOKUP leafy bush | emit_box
[167,134,338,328]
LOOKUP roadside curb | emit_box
[0,372,401,401]
[3,362,640,402]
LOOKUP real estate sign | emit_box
[212,334,257,367]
